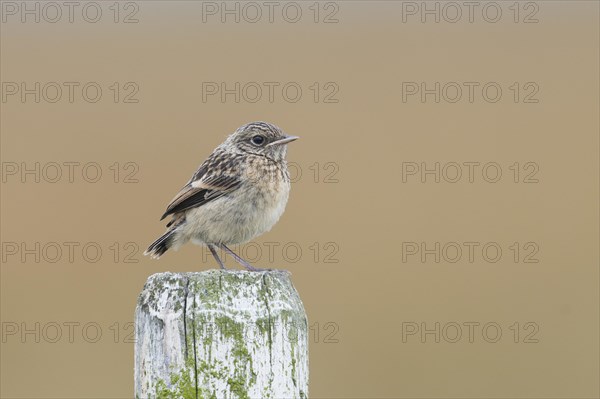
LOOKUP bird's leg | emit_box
[208,244,227,270]
[220,244,268,272]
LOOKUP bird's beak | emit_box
[268,135,299,147]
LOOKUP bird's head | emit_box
[226,121,298,162]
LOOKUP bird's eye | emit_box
[251,135,265,146]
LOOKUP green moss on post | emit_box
[135,270,309,399]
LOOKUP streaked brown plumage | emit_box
[144,122,298,271]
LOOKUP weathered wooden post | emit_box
[134,270,308,398]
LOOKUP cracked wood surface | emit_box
[134,270,309,398]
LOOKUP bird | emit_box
[144,121,298,271]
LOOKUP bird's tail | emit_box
[144,229,176,259]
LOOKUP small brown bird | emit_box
[144,122,298,271]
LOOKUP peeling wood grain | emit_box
[135,270,308,399]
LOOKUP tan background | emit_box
[1,1,598,398]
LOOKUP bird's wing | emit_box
[160,153,242,221]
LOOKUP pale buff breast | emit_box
[174,162,291,247]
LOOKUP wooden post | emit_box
[134,270,309,398]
